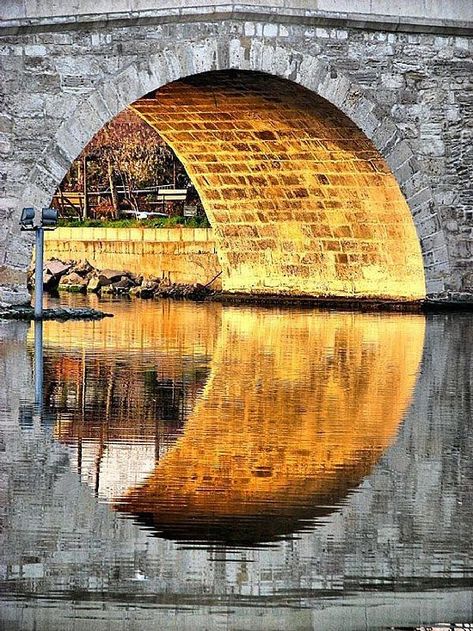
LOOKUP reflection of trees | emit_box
[47,353,210,444]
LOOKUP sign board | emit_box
[183,204,198,218]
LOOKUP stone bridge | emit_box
[1,1,472,305]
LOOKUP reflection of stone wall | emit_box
[362,314,473,573]
[1,310,473,630]
[44,227,222,287]
[133,73,425,301]
[0,321,31,419]
[0,321,32,558]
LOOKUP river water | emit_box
[0,295,472,630]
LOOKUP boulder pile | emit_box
[28,259,216,302]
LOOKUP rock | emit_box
[44,259,71,277]
[129,286,151,298]
[71,259,93,277]
[139,287,155,298]
[38,259,72,291]
[141,280,158,291]
[128,273,143,285]
[59,272,86,285]
[42,272,56,289]
[114,277,133,290]
[129,280,158,298]
[155,283,174,297]
[97,275,112,286]
[87,277,102,293]
[99,269,123,283]
[58,272,88,293]
[111,277,133,294]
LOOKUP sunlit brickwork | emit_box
[131,71,426,301]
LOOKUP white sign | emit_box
[183,204,198,217]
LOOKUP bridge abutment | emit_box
[0,4,472,305]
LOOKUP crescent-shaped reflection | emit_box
[114,307,425,545]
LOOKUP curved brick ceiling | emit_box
[131,70,426,302]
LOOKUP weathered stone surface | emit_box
[98,269,126,283]
[0,265,27,287]
[0,305,112,320]
[0,7,472,303]
[3,1,473,25]
[44,259,70,277]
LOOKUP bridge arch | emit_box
[24,35,448,301]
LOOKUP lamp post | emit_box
[20,207,58,319]
[34,319,43,407]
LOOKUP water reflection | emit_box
[38,300,425,546]
[41,299,218,501]
[4,303,473,629]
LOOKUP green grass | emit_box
[58,216,211,229]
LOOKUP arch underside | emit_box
[130,71,425,300]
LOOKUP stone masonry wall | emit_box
[3,1,473,24]
[0,8,472,304]
[44,227,222,287]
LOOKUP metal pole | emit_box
[34,319,43,407]
[34,226,44,319]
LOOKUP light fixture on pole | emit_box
[20,207,58,319]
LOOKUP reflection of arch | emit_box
[23,35,449,298]
[46,300,222,499]
[131,70,425,300]
[116,307,425,545]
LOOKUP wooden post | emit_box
[108,159,119,219]
[82,155,88,220]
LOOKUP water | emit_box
[0,295,472,630]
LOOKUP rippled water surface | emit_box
[0,295,472,630]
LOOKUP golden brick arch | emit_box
[131,70,426,301]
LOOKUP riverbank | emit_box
[29,258,218,302]
[28,258,473,313]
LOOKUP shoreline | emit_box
[22,257,473,316]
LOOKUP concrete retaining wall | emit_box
[44,227,222,287]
